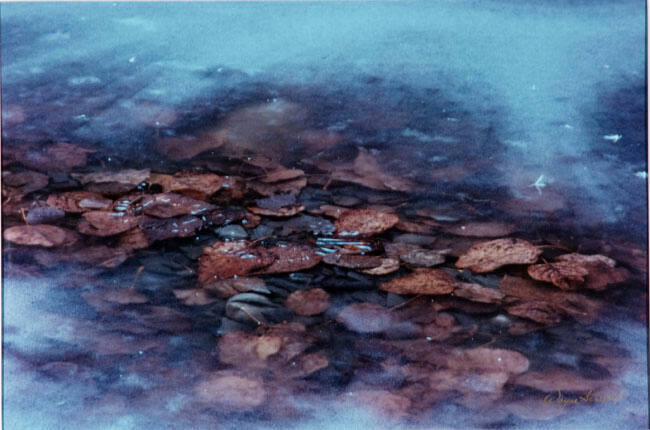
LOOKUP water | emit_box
[2,1,647,429]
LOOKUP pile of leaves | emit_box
[2,99,647,427]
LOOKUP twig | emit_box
[130,266,144,289]
[389,295,423,311]
[237,305,264,326]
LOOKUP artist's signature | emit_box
[543,390,622,407]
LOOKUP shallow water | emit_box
[1,1,647,429]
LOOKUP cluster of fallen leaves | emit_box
[2,102,646,426]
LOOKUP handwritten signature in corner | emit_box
[543,390,622,407]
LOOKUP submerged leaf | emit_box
[149,172,225,200]
[46,191,113,213]
[138,193,215,218]
[78,211,143,236]
[381,269,458,295]
[198,240,274,284]
[285,288,330,316]
[527,262,588,290]
[203,277,269,298]
[336,302,396,333]
[4,224,78,247]
[335,208,399,237]
[455,238,542,273]
[194,372,266,411]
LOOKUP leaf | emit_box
[555,253,629,291]
[380,269,458,295]
[156,133,223,160]
[149,172,226,200]
[117,228,150,251]
[527,262,588,290]
[203,277,269,298]
[453,282,505,304]
[444,222,517,238]
[254,244,322,275]
[73,168,150,186]
[248,204,306,217]
[198,240,274,284]
[78,211,143,236]
[173,289,218,306]
[285,288,330,316]
[2,170,49,198]
[248,176,307,197]
[3,224,79,247]
[399,248,448,267]
[280,352,329,379]
[33,245,129,269]
[46,191,113,213]
[15,142,95,172]
[194,372,266,411]
[435,347,530,374]
[330,147,415,192]
[361,258,401,275]
[254,193,296,210]
[322,253,383,269]
[139,215,203,242]
[505,301,564,325]
[138,193,215,218]
[260,168,305,183]
[512,368,616,393]
[336,302,396,333]
[343,390,411,420]
[335,208,399,237]
[280,215,336,236]
[455,238,542,272]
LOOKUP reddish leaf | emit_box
[453,282,505,304]
[71,169,150,194]
[335,208,399,237]
[78,211,143,236]
[336,302,396,333]
[198,240,274,284]
[322,253,383,269]
[140,215,203,242]
[285,288,330,316]
[138,193,215,218]
[254,244,322,275]
[455,238,542,272]
[527,262,588,290]
[3,224,78,247]
[173,289,217,306]
[194,372,266,412]
[248,204,306,217]
[46,191,113,213]
[2,170,49,198]
[361,258,401,275]
[381,269,458,295]
[203,277,269,298]
[149,172,226,200]
[15,142,95,172]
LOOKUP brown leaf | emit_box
[173,289,217,306]
[285,288,330,316]
[254,244,322,275]
[322,253,383,269]
[420,313,462,341]
[198,240,274,284]
[505,301,564,325]
[556,253,628,291]
[156,133,223,160]
[247,204,305,217]
[343,390,411,420]
[149,172,225,200]
[336,302,396,333]
[380,268,458,295]
[394,218,441,234]
[3,224,79,247]
[82,288,148,312]
[500,275,603,324]
[117,228,150,251]
[512,368,616,393]
[248,176,307,197]
[453,282,504,304]
[2,170,49,198]
[527,262,588,290]
[361,258,401,275]
[437,347,530,374]
[309,204,348,219]
[46,191,113,213]
[203,277,269,298]
[33,245,129,269]
[138,193,215,218]
[71,169,150,194]
[331,148,415,192]
[455,238,542,272]
[140,215,203,242]
[444,222,517,238]
[15,142,95,172]
[335,208,399,237]
[78,211,143,236]
[280,352,329,379]
[399,248,448,267]
[260,168,305,183]
[194,372,266,411]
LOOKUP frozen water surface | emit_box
[1,1,647,429]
